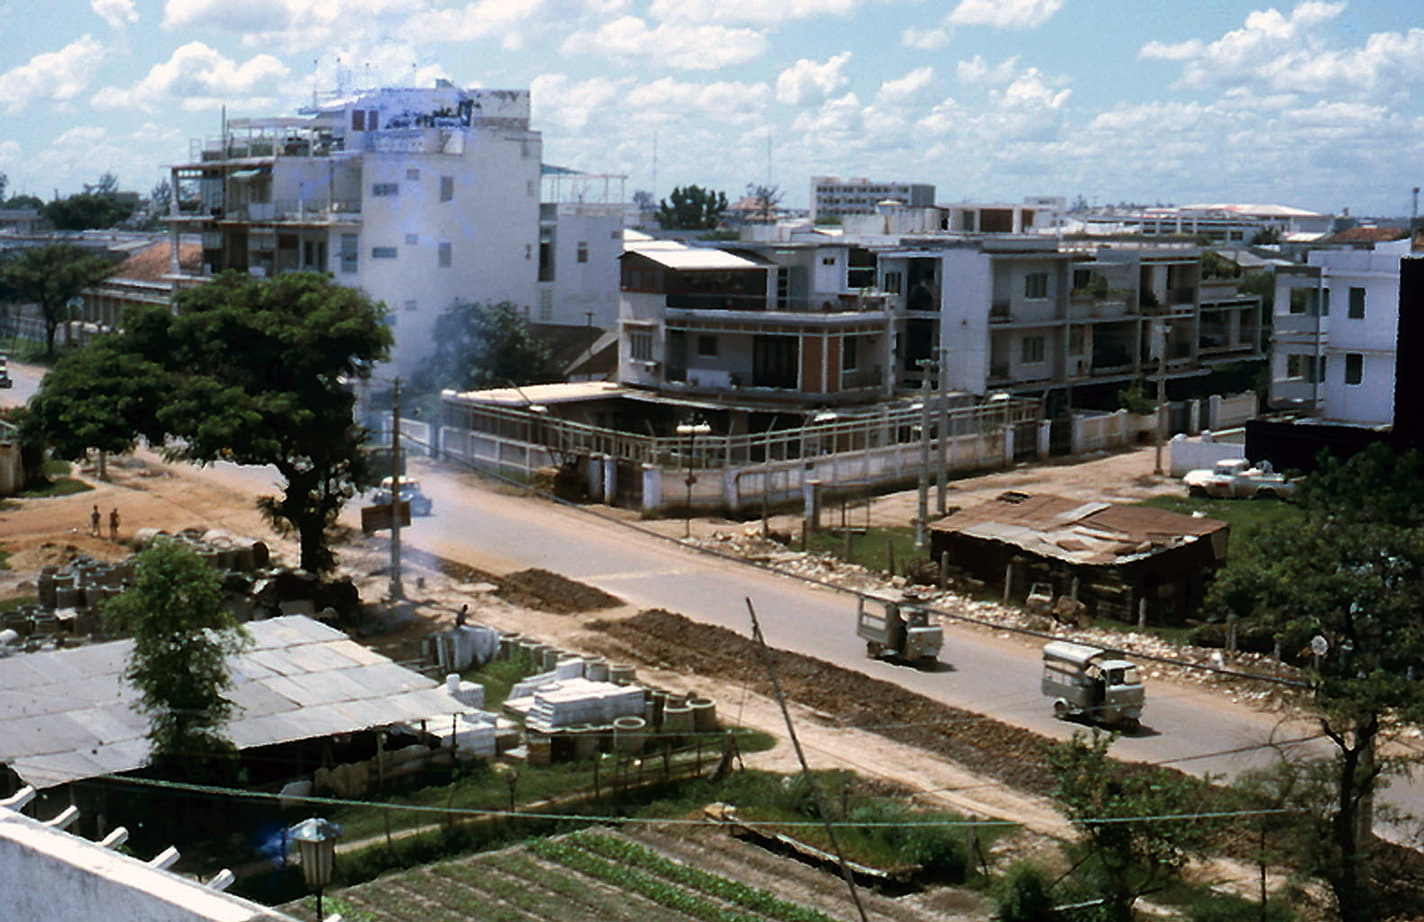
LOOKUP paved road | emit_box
[345,459,1329,791]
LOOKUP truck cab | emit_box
[1041,640,1144,730]
[857,595,942,666]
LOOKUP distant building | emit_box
[810,176,934,223]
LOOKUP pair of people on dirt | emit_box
[90,505,120,540]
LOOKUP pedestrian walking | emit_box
[90,505,101,537]
[109,508,120,541]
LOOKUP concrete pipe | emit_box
[584,657,610,682]
[608,664,636,686]
[689,697,718,734]
[661,702,695,740]
[613,716,647,755]
[526,733,552,768]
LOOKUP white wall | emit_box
[544,205,622,329]
[939,250,992,393]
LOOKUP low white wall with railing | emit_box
[1167,432,1247,478]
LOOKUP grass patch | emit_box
[1138,495,1304,571]
[1157,877,1297,922]
[462,651,542,708]
[19,477,92,498]
[803,525,924,575]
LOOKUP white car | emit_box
[373,476,434,516]
[1183,458,1296,500]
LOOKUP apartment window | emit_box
[1286,354,1304,379]
[1289,354,1326,382]
[883,271,902,294]
[842,336,858,371]
[1349,286,1366,319]
[1025,273,1048,299]
[403,299,417,313]
[630,331,654,362]
[405,233,419,246]
[822,256,837,266]
[1346,353,1364,385]
[526,180,536,196]
[539,290,553,321]
[438,241,451,268]
[440,176,454,202]
[697,335,718,357]
[372,183,399,197]
[406,168,420,181]
[352,110,365,131]
[371,246,397,259]
[1068,325,1085,356]
[577,242,588,264]
[1022,335,1046,364]
[339,234,358,274]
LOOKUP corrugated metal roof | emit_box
[0,616,464,789]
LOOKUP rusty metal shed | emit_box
[928,493,1229,624]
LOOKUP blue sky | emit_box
[2,0,1421,216]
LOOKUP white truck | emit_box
[1183,458,1295,499]
[1041,640,1145,730]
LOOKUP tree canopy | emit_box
[1048,730,1216,922]
[1206,442,1424,920]
[26,270,392,572]
[0,243,119,356]
[426,300,556,392]
[42,191,136,231]
[103,539,252,773]
[657,185,728,230]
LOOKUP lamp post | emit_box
[675,421,711,539]
[290,817,342,922]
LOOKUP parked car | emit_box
[374,476,433,516]
[1183,458,1295,499]
[0,355,11,389]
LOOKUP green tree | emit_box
[1047,730,1216,922]
[103,539,252,771]
[744,183,783,223]
[1206,442,1424,921]
[0,243,118,356]
[25,340,167,469]
[26,271,391,572]
[657,184,728,230]
[41,191,136,231]
[427,300,556,392]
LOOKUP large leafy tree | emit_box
[26,270,392,572]
[1206,442,1424,920]
[103,539,252,772]
[0,243,118,356]
[657,184,728,230]
[1047,730,1216,922]
[428,300,555,392]
[41,191,136,231]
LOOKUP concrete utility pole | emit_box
[916,360,933,549]
[389,378,404,601]
[1154,323,1170,476]
[937,346,949,515]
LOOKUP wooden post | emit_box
[1138,597,1148,630]
[939,551,949,589]
[1003,560,1014,606]
[886,537,895,577]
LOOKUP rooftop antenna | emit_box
[766,129,773,189]
[312,58,318,107]
[651,128,658,202]
[1414,186,1419,220]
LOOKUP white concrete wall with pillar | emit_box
[803,479,822,532]
[1188,399,1201,435]
[602,454,616,505]
[586,455,604,502]
[1002,426,1014,465]
[641,464,661,514]
[1037,419,1052,460]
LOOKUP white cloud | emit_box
[91,42,290,112]
[647,0,857,26]
[561,17,767,69]
[626,77,772,124]
[789,92,863,138]
[529,73,632,130]
[901,26,950,50]
[957,54,1020,85]
[947,0,1063,29]
[162,0,416,51]
[401,0,546,51]
[92,0,139,29]
[0,35,106,114]
[776,53,852,106]
[876,67,934,105]
[1002,69,1070,109]
[1131,1,1424,96]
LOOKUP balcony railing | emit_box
[990,300,1012,321]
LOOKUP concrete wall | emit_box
[1168,433,1247,478]
[0,807,296,922]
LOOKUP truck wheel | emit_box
[866,641,882,658]
[1188,485,1207,498]
[1122,717,1141,733]
[1053,700,1070,720]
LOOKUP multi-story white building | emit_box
[1270,238,1410,425]
[810,176,935,223]
[167,82,545,374]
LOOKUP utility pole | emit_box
[1153,324,1169,476]
[389,377,404,601]
[937,346,949,515]
[916,360,932,549]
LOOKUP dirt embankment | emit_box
[588,609,1058,798]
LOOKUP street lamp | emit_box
[290,817,342,922]
[675,421,711,539]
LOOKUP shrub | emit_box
[994,861,1054,922]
